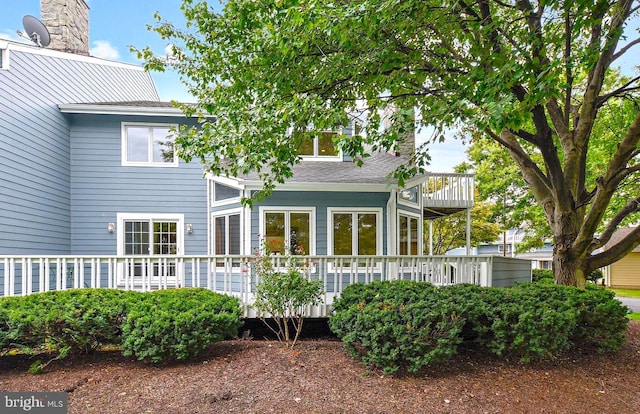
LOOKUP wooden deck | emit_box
[1,254,531,317]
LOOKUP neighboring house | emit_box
[603,227,640,289]
[0,0,532,313]
[448,228,553,270]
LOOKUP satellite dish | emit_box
[20,15,51,47]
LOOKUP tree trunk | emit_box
[553,244,587,288]
[552,222,588,288]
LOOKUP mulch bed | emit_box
[0,321,638,413]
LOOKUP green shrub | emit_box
[532,269,554,283]
[0,296,24,353]
[120,288,242,363]
[330,281,463,375]
[330,280,630,372]
[564,285,629,351]
[0,289,135,357]
[331,280,438,312]
[253,267,323,349]
[484,285,576,361]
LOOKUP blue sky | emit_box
[1,1,637,172]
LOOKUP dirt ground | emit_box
[0,321,639,414]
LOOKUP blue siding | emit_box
[0,45,158,254]
[251,191,390,254]
[68,114,208,255]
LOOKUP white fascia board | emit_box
[240,180,395,192]
[58,103,189,117]
[206,174,245,189]
[5,39,146,71]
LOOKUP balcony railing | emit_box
[0,254,530,317]
[423,173,474,209]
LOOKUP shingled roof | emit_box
[239,151,412,186]
[603,227,640,253]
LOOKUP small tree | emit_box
[252,241,323,349]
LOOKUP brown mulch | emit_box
[1,322,639,414]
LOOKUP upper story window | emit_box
[122,123,178,167]
[294,130,341,159]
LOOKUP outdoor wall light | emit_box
[107,222,115,233]
[186,223,193,234]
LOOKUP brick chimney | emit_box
[40,0,90,55]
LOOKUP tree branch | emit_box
[588,225,640,271]
[612,37,640,62]
[591,197,640,250]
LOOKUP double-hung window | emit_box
[122,123,178,166]
[328,208,382,255]
[259,208,315,255]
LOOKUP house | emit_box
[603,227,640,288]
[0,0,531,315]
[447,228,554,270]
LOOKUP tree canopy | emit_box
[138,0,640,286]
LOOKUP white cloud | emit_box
[90,40,120,60]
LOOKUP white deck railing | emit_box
[0,254,530,317]
[423,173,475,209]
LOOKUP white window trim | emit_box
[327,207,384,256]
[210,208,244,255]
[116,213,185,256]
[397,210,422,255]
[121,122,179,167]
[210,179,242,207]
[258,206,316,255]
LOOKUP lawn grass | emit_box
[628,312,640,321]
[608,288,640,298]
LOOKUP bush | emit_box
[330,280,630,373]
[253,267,323,348]
[532,269,554,283]
[329,281,463,375]
[0,289,135,357]
[120,288,242,363]
[563,285,628,351]
[484,285,576,361]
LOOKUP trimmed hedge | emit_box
[329,281,629,374]
[121,289,242,363]
[0,288,242,365]
[330,281,462,374]
[0,289,137,357]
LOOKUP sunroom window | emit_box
[261,209,313,255]
[330,209,381,255]
[122,123,177,166]
[399,214,419,255]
